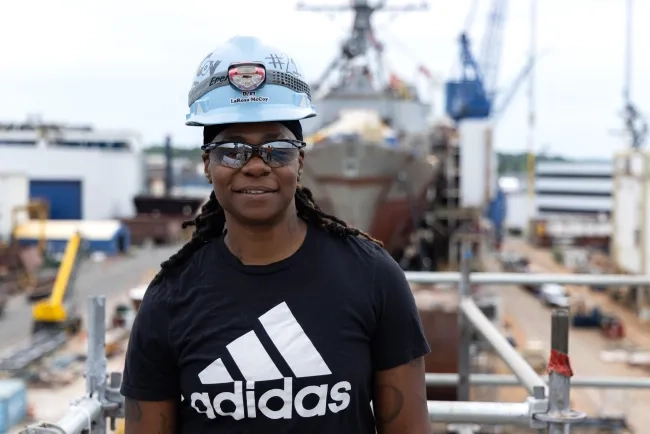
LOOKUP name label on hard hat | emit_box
[230,91,269,104]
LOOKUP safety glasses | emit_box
[202,139,305,169]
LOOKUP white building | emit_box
[0,120,145,240]
[611,150,650,320]
[535,160,612,218]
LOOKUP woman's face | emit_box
[203,122,303,227]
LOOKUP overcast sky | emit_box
[1,0,647,158]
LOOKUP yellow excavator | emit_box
[0,232,86,372]
[31,231,84,335]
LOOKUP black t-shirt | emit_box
[120,224,430,433]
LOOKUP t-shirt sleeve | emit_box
[370,249,431,371]
[120,278,180,401]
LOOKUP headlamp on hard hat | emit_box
[228,63,266,92]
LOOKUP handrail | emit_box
[31,249,650,433]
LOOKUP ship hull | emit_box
[301,139,437,255]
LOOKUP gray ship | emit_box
[297,0,439,255]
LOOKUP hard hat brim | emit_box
[185,104,317,127]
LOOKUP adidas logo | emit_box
[190,302,351,420]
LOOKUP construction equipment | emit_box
[11,200,49,255]
[31,231,85,334]
[0,233,85,373]
[0,201,51,300]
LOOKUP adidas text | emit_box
[191,378,351,420]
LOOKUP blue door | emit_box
[29,180,83,220]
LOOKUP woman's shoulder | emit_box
[320,228,398,272]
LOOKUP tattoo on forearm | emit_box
[125,398,143,422]
[375,384,405,425]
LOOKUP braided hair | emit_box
[151,122,382,285]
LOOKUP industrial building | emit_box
[0,120,145,242]
[535,160,612,218]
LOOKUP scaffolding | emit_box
[17,244,650,433]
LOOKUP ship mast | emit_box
[296,0,428,97]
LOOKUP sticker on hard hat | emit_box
[230,91,269,104]
[196,54,222,79]
[265,53,301,77]
[209,76,227,86]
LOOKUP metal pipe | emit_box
[446,424,480,434]
[21,398,103,433]
[425,373,650,389]
[427,400,531,426]
[460,298,547,395]
[25,399,534,432]
[538,309,586,432]
[405,271,650,286]
[86,297,107,400]
[457,242,471,401]
[547,309,570,433]
[86,296,108,434]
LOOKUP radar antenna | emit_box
[297,0,428,96]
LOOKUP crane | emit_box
[445,0,537,125]
[444,0,508,122]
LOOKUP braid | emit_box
[150,190,225,285]
[151,176,383,286]
[295,185,383,246]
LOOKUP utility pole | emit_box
[164,135,173,197]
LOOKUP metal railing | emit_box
[17,244,650,433]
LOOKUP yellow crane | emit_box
[31,231,84,334]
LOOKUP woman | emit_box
[120,35,432,434]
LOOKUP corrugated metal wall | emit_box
[535,160,612,217]
[29,180,83,219]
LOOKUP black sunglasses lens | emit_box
[211,141,301,168]
[260,144,301,167]
[210,146,249,169]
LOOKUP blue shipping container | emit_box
[29,179,83,220]
[0,379,27,434]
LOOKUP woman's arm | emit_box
[120,279,181,434]
[369,248,433,433]
[124,399,177,434]
[373,357,431,434]
[372,357,432,434]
